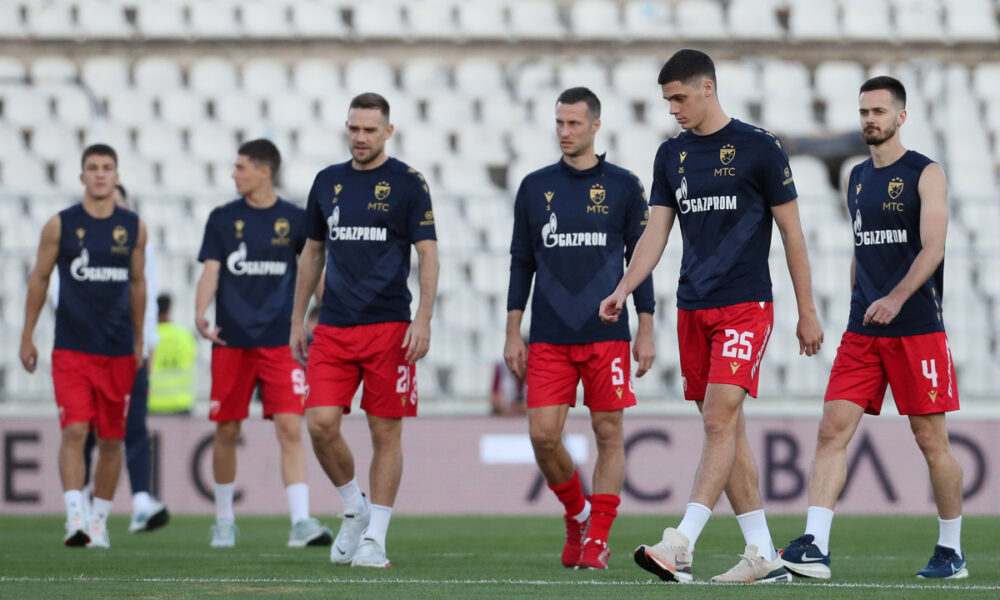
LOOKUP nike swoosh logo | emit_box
[334,544,349,555]
[799,556,826,562]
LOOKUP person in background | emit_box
[148,293,197,416]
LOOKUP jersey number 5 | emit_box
[722,329,754,361]
[611,357,625,386]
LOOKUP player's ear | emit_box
[592,117,601,133]
[897,108,906,127]
[385,123,394,139]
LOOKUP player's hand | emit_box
[19,338,38,373]
[797,311,824,357]
[863,294,903,327]
[133,343,143,371]
[402,317,430,364]
[196,316,227,346]
[503,333,527,380]
[633,328,655,377]
[599,291,627,323]
[290,323,309,367]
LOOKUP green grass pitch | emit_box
[1,514,998,599]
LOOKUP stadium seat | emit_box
[190,57,240,95]
[457,1,509,40]
[242,1,293,38]
[134,57,184,93]
[408,0,458,40]
[352,1,406,39]
[296,126,345,161]
[788,0,841,41]
[674,0,727,40]
[77,2,133,39]
[453,58,507,99]
[242,58,290,96]
[728,0,784,41]
[81,122,133,155]
[291,0,349,38]
[714,60,760,107]
[135,2,189,40]
[944,0,999,43]
[2,86,50,126]
[511,58,557,99]
[972,62,1000,100]
[558,59,610,96]
[187,124,239,162]
[135,122,185,161]
[478,95,525,127]
[49,85,94,127]
[189,2,241,39]
[80,56,131,93]
[0,156,51,194]
[509,0,565,40]
[611,58,660,103]
[894,0,945,43]
[814,61,866,103]
[0,56,26,80]
[264,93,317,128]
[0,3,25,39]
[622,0,674,41]
[30,122,81,162]
[401,58,450,94]
[292,59,343,98]
[105,89,156,127]
[424,95,475,126]
[343,58,395,95]
[841,0,891,41]
[30,56,76,84]
[160,158,212,195]
[26,1,76,39]
[570,0,623,41]
[159,91,208,127]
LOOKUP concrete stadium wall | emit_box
[1,415,997,515]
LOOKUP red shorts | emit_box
[526,341,636,411]
[677,301,774,400]
[51,349,137,439]
[305,322,416,418]
[825,331,960,416]
[209,346,306,421]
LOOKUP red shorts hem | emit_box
[525,341,636,411]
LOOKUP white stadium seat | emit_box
[135,2,188,39]
[408,0,458,40]
[77,2,133,39]
[401,58,450,94]
[135,123,185,161]
[242,1,293,38]
[571,0,623,41]
[189,2,241,39]
[0,56,26,79]
[944,0,999,43]
[105,89,156,127]
[292,1,348,38]
[81,57,131,93]
[674,0,727,40]
[623,0,674,41]
[242,59,290,96]
[134,57,184,93]
[841,0,891,41]
[26,1,76,39]
[353,1,406,39]
[509,0,564,40]
[30,56,76,84]
[788,0,840,41]
[2,86,50,126]
[159,91,208,127]
[0,2,25,39]
[457,1,509,40]
[894,0,945,43]
[343,58,395,95]
[453,58,506,98]
[190,57,240,95]
[188,124,240,162]
[728,0,783,41]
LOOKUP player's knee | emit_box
[96,436,122,454]
[816,417,851,449]
[215,420,241,443]
[701,410,737,438]
[306,412,341,443]
[911,423,947,456]
[529,428,562,455]
[592,419,624,448]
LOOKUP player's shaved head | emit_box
[81,143,118,169]
[860,76,906,109]
[658,49,717,89]
[350,92,391,122]
[557,87,601,121]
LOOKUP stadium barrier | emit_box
[2,415,996,515]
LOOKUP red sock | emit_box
[548,470,586,517]
[586,494,620,543]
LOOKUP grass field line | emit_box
[1,575,996,591]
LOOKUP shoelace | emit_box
[929,547,953,566]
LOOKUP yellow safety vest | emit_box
[149,322,197,414]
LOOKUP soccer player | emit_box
[504,87,655,570]
[77,184,169,533]
[290,92,438,569]
[599,49,824,583]
[780,76,967,580]
[20,144,147,548]
[195,139,331,548]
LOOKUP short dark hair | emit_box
[556,87,601,120]
[860,75,906,108]
[658,49,717,88]
[349,92,391,120]
[157,293,171,317]
[238,138,281,181]
[115,184,127,200]
[81,143,117,169]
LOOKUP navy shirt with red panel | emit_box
[650,119,797,310]
[846,150,944,337]
[305,157,436,327]
[507,155,655,345]
[55,203,139,357]
[198,198,306,348]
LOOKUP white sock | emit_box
[677,502,712,552]
[91,497,113,524]
[132,491,153,514]
[571,498,591,523]
[366,504,393,549]
[286,483,310,525]
[335,478,368,514]
[214,482,235,522]
[736,509,776,560]
[805,506,834,555]
[938,516,962,557]
[64,490,84,519]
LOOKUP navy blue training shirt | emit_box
[507,155,655,345]
[651,119,797,310]
[305,157,436,327]
[198,197,305,348]
[55,203,138,356]
[847,150,945,337]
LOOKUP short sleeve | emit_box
[756,137,798,207]
[407,176,436,243]
[305,171,328,241]
[648,144,675,209]
[197,209,224,263]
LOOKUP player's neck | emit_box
[869,137,907,168]
[561,151,599,171]
[351,152,390,171]
[691,107,730,136]
[244,187,278,209]
[81,196,116,219]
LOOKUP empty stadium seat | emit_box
[728,0,784,41]
[408,0,458,40]
[26,1,76,39]
[0,3,25,39]
[788,0,841,41]
[343,58,395,95]
[509,0,565,40]
[623,0,674,40]
[457,1,509,40]
[674,0,727,40]
[401,58,450,94]
[134,57,184,93]
[894,0,946,43]
[944,0,999,43]
[243,1,294,38]
[190,57,240,95]
[291,0,349,38]
[135,2,188,39]
[77,1,133,39]
[190,2,241,39]
[30,56,76,84]
[453,58,507,98]
[353,1,406,39]
[571,0,623,41]
[841,0,891,41]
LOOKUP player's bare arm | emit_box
[402,239,438,364]
[290,238,326,366]
[772,199,824,356]
[195,259,227,346]
[633,312,655,377]
[863,162,948,327]
[129,218,148,370]
[600,205,674,323]
[19,214,61,373]
[503,310,527,379]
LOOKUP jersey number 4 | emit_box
[721,330,754,361]
[921,359,938,388]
